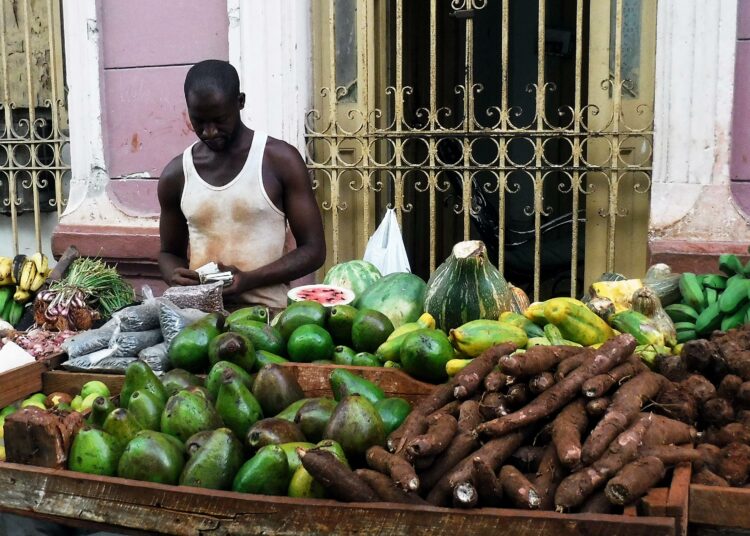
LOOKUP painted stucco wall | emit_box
[99,0,229,179]
[730,0,750,214]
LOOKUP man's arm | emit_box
[157,156,200,286]
[223,140,326,294]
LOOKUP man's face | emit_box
[186,89,244,152]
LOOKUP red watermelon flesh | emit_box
[287,284,355,307]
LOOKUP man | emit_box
[158,60,326,309]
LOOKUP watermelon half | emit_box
[287,284,355,307]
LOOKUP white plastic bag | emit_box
[363,208,411,275]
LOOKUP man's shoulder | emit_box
[159,154,185,185]
[264,136,299,162]
[264,137,306,183]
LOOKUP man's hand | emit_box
[170,267,201,286]
[218,262,250,296]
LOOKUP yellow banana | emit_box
[18,260,37,292]
[28,254,48,292]
[0,257,11,281]
[446,358,472,376]
[13,287,31,304]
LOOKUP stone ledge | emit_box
[648,239,750,274]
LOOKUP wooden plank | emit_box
[0,353,64,407]
[666,464,691,536]
[690,484,750,529]
[42,363,435,402]
[0,462,677,536]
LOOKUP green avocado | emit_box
[374,397,411,436]
[168,313,224,373]
[161,369,203,397]
[277,300,327,340]
[179,428,243,490]
[215,369,264,439]
[294,398,338,442]
[332,345,356,366]
[127,390,166,431]
[87,396,115,428]
[326,305,358,346]
[254,350,288,371]
[120,360,168,409]
[232,444,290,495]
[208,332,256,372]
[160,390,223,443]
[205,361,254,399]
[117,431,185,485]
[322,395,385,462]
[329,369,385,404]
[102,408,144,448]
[251,364,305,416]
[246,417,306,451]
[68,428,123,476]
[229,320,286,356]
[227,305,270,326]
[399,329,454,383]
[286,324,334,363]
[351,309,394,353]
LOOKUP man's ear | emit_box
[238,92,246,110]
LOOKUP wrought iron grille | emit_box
[0,0,69,254]
[306,0,654,300]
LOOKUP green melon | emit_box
[423,240,512,332]
[356,272,427,329]
[323,260,382,305]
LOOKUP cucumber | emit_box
[695,301,723,336]
[664,304,699,323]
[679,273,707,312]
[542,324,565,345]
[719,254,745,276]
[702,274,728,290]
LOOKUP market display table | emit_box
[690,485,750,532]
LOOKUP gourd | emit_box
[631,286,677,347]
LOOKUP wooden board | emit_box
[0,353,64,407]
[0,462,680,536]
[690,484,750,529]
[42,362,435,402]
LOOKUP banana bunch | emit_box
[11,253,50,304]
[0,257,11,286]
[0,287,23,325]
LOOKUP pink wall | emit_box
[730,0,750,214]
[99,0,229,178]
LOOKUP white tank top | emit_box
[180,132,289,309]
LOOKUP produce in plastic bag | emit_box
[138,342,170,373]
[61,325,117,359]
[162,282,224,312]
[643,263,681,306]
[110,329,163,358]
[112,287,162,331]
[159,301,207,346]
[62,355,137,374]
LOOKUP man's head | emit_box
[184,60,245,152]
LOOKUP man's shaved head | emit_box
[184,60,240,100]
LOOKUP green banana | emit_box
[0,288,12,319]
[719,254,745,276]
[718,278,750,314]
[7,301,24,326]
[695,301,723,336]
[705,288,718,306]
[679,273,706,312]
[702,274,728,290]
[722,303,750,332]
[664,304,699,323]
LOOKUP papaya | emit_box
[543,298,614,346]
[449,320,527,358]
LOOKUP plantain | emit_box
[13,288,31,304]
[721,303,750,332]
[7,301,24,326]
[695,301,723,336]
[28,253,48,291]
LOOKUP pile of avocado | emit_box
[65,359,411,497]
[168,301,452,383]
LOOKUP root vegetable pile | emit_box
[304,333,695,511]
[659,325,750,488]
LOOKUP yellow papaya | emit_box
[449,320,527,358]
[543,298,615,346]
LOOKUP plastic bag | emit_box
[363,208,411,275]
[110,329,163,358]
[62,355,137,374]
[159,300,207,347]
[138,342,170,373]
[61,325,117,358]
[162,282,224,312]
[112,286,162,331]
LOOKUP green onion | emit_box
[48,257,135,318]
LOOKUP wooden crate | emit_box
[42,362,435,403]
[689,485,750,530]
[0,352,64,407]
[0,461,690,536]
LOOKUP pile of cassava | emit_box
[655,324,750,488]
[299,333,700,511]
